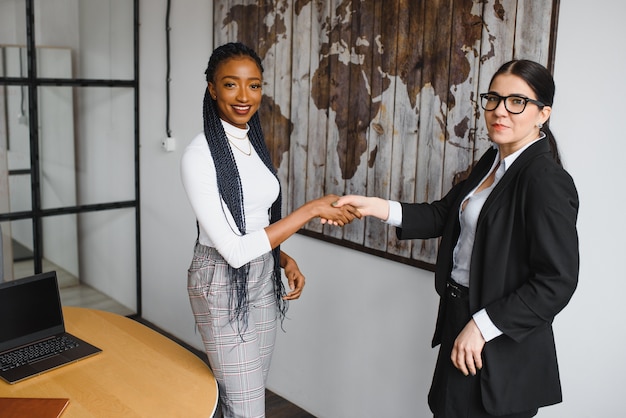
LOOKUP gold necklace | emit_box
[226,134,252,156]
[227,130,247,140]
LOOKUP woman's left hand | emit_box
[451,319,486,376]
[281,252,305,300]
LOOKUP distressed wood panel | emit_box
[306,0,331,235]
[289,0,313,217]
[323,1,351,240]
[363,0,392,253]
[340,0,374,245]
[213,0,559,270]
[386,0,418,259]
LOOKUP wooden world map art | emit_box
[214,0,559,269]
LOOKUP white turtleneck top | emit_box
[180,120,279,268]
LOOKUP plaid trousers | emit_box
[188,243,278,418]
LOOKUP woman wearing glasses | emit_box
[334,60,579,417]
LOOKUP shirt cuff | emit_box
[472,308,503,342]
[385,200,403,227]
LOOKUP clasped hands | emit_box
[315,194,380,226]
[316,194,387,226]
[311,194,360,226]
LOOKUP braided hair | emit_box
[202,42,287,332]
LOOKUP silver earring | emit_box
[537,122,543,128]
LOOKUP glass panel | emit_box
[34,0,134,80]
[0,46,73,79]
[37,46,73,79]
[2,212,135,316]
[1,57,32,214]
[1,217,76,282]
[7,172,32,212]
[37,85,135,210]
[0,45,27,78]
[39,86,76,209]
[0,83,31,172]
[1,1,137,318]
[74,87,135,206]
[0,218,33,282]
[3,88,30,163]
[75,209,136,314]
[0,1,27,76]
[42,213,79,281]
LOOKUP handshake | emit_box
[312,194,388,226]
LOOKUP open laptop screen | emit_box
[0,272,65,352]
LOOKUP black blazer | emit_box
[397,138,579,415]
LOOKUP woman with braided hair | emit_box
[181,42,358,417]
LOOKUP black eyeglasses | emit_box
[479,93,545,114]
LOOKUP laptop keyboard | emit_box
[0,335,79,371]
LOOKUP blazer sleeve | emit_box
[396,180,466,240]
[486,161,579,341]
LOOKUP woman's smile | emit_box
[232,104,252,115]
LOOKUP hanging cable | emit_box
[19,48,28,126]
[165,0,172,138]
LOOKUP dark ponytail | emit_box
[542,125,561,167]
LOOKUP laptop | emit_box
[0,271,102,384]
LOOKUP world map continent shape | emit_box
[224,0,482,179]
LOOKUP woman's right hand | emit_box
[312,194,361,226]
[265,195,359,249]
[332,195,390,221]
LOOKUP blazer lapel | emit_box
[457,146,499,208]
[478,138,551,220]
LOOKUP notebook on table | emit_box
[0,397,69,418]
[0,271,102,384]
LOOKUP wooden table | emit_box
[0,307,218,417]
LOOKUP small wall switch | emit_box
[161,137,176,152]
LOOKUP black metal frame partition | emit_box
[0,0,142,315]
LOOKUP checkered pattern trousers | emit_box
[187,243,278,418]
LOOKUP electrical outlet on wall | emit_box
[161,137,176,152]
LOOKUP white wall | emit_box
[545,3,626,417]
[139,1,626,417]
[139,0,212,347]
